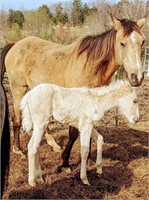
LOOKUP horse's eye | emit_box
[120,42,126,47]
[141,40,145,47]
[133,99,138,104]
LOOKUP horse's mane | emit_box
[120,19,142,36]
[77,19,142,78]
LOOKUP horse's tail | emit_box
[0,44,13,198]
[20,91,33,133]
[0,43,14,77]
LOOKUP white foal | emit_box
[20,80,139,186]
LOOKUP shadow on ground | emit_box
[9,127,148,199]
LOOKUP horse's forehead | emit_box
[129,31,144,43]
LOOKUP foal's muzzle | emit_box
[133,116,140,123]
[129,72,144,87]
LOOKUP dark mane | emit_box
[120,19,142,36]
[77,29,117,77]
[77,19,142,78]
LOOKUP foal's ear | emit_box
[137,17,146,29]
[111,14,122,30]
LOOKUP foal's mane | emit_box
[77,19,142,78]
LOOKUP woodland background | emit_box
[0,0,149,47]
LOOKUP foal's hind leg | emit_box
[91,128,104,174]
[34,151,44,184]
[28,125,44,186]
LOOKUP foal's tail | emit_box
[20,91,33,133]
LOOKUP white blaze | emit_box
[130,32,142,82]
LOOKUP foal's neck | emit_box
[96,83,126,111]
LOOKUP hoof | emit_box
[81,178,90,185]
[53,146,62,153]
[29,180,36,187]
[87,159,95,166]
[97,167,102,174]
[13,146,26,158]
[45,176,52,185]
[57,165,72,173]
[36,176,44,184]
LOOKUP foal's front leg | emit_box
[91,128,104,174]
[80,124,93,185]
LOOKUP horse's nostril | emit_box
[142,72,145,79]
[130,73,137,84]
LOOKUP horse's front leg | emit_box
[57,126,79,173]
[80,124,92,185]
[45,129,61,153]
[91,128,104,174]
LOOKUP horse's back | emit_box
[5,36,76,89]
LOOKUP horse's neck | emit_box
[86,58,120,87]
[99,58,119,86]
[104,59,119,83]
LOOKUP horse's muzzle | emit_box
[129,72,144,87]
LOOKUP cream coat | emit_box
[20,80,139,186]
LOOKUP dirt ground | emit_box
[2,76,149,200]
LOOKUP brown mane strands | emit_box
[77,18,142,79]
[77,29,117,78]
[120,19,142,37]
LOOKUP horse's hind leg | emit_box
[11,86,28,156]
[45,130,61,153]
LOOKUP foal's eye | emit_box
[120,42,126,47]
[133,99,138,104]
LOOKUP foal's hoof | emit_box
[57,165,72,173]
[29,180,36,187]
[97,167,102,175]
[13,146,26,158]
[36,176,44,184]
[81,178,90,186]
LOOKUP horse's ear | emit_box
[137,17,146,29]
[111,14,122,30]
